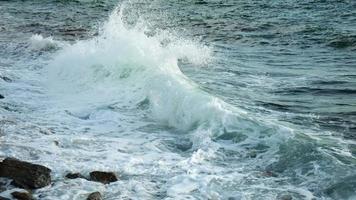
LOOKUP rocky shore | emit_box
[0,158,118,200]
[0,74,118,199]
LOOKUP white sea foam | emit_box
[45,6,276,139]
[29,34,64,51]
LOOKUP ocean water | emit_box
[0,0,355,199]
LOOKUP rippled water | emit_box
[0,0,356,199]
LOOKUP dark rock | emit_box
[87,192,102,200]
[0,196,10,200]
[65,173,86,179]
[89,171,117,184]
[0,158,51,189]
[0,76,12,83]
[0,94,4,99]
[11,191,33,200]
[11,180,31,190]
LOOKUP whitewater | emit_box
[1,1,356,199]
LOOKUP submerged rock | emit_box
[328,36,356,49]
[247,150,257,158]
[89,171,117,184]
[59,27,88,40]
[175,140,193,152]
[0,76,12,83]
[53,141,59,146]
[11,191,33,200]
[87,192,102,200]
[262,170,278,177]
[0,158,51,189]
[0,196,10,200]
[65,173,86,179]
[0,94,4,99]
[278,194,292,200]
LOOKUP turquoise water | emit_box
[0,0,355,199]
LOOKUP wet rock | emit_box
[0,94,4,99]
[0,196,10,200]
[87,192,102,200]
[89,171,117,184]
[65,173,86,179]
[0,158,51,189]
[11,180,31,189]
[11,191,33,200]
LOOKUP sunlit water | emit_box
[0,0,355,199]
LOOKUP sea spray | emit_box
[45,5,253,135]
[29,34,65,51]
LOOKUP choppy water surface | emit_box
[1,0,356,199]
